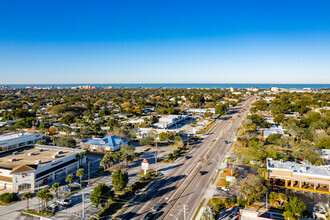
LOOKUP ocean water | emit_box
[0,83,329,89]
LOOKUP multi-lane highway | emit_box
[118,97,254,220]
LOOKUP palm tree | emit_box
[76,151,86,167]
[36,188,53,211]
[65,174,74,192]
[50,182,60,199]
[76,168,85,187]
[22,192,33,210]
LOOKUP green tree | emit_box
[36,188,53,211]
[236,174,268,205]
[269,192,288,209]
[112,169,128,191]
[139,136,155,146]
[55,136,76,148]
[76,168,85,187]
[50,182,60,199]
[273,113,286,125]
[22,192,33,210]
[316,137,330,149]
[65,174,74,192]
[120,145,136,166]
[283,196,307,219]
[215,103,227,115]
[90,183,113,208]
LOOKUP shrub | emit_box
[237,197,248,206]
[0,192,19,203]
[214,203,225,212]
[211,198,222,205]
[145,173,151,179]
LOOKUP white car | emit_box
[57,199,72,206]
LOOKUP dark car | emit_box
[48,204,59,212]
[143,212,153,220]
[152,203,162,212]
[185,155,190,159]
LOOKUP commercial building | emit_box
[0,144,86,193]
[154,115,188,129]
[82,135,127,151]
[267,158,330,193]
[187,108,215,114]
[0,132,42,151]
[263,125,288,139]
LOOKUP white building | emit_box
[0,145,86,193]
[0,133,42,151]
[154,115,188,129]
[263,125,288,139]
[187,108,215,114]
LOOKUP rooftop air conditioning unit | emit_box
[12,151,18,155]
[279,159,284,164]
[56,151,62,155]
[27,152,33,156]
[8,158,16,162]
[35,159,41,165]
[38,149,43,152]
[52,154,57,159]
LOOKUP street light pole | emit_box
[155,141,158,175]
[82,188,85,220]
[88,161,90,183]
[183,204,187,220]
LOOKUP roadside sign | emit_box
[141,159,149,175]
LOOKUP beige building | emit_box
[0,145,86,193]
[267,158,330,193]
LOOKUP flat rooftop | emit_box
[0,132,38,142]
[0,146,75,169]
[267,159,330,177]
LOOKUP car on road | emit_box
[48,204,59,212]
[152,203,162,212]
[143,212,153,220]
[185,155,191,159]
[224,140,228,144]
[57,199,72,206]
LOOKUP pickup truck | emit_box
[57,199,72,206]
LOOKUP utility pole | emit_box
[82,188,85,220]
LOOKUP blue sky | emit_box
[0,0,330,84]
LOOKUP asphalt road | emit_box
[118,97,254,220]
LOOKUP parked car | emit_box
[48,204,59,212]
[152,203,162,212]
[143,212,153,220]
[57,199,72,206]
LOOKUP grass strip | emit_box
[192,198,206,220]
[23,209,52,217]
